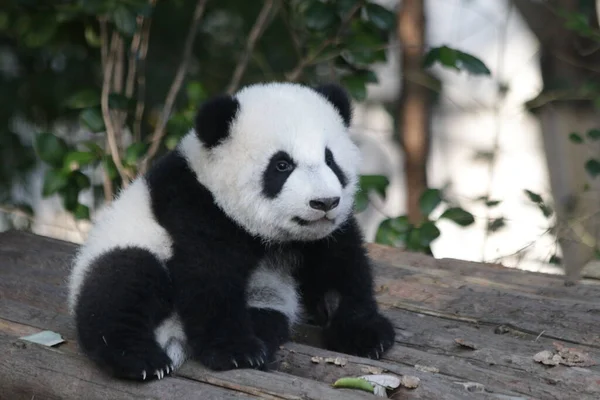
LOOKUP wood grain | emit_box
[2,230,600,399]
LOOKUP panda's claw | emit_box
[233,359,239,368]
[142,370,147,380]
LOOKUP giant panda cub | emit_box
[68,82,395,381]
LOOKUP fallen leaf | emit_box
[333,377,375,394]
[553,342,596,367]
[415,364,439,373]
[20,330,65,347]
[361,366,384,374]
[334,357,347,367]
[454,381,485,392]
[455,338,478,350]
[400,375,420,389]
[533,350,561,366]
[360,374,401,389]
[311,356,322,364]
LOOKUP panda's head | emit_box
[180,82,361,242]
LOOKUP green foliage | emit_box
[1,0,396,223]
[359,184,475,254]
[524,190,553,218]
[423,45,491,76]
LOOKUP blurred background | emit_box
[1,0,599,281]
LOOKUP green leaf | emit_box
[524,189,543,204]
[82,141,105,157]
[438,46,459,70]
[42,169,69,197]
[84,25,101,47]
[79,108,105,133]
[341,75,367,101]
[406,227,422,251]
[337,0,359,15]
[440,207,475,226]
[61,184,80,212]
[419,221,440,246]
[354,190,369,213]
[63,151,98,170]
[456,52,491,76]
[74,203,90,220]
[423,46,491,76]
[186,81,206,103]
[365,3,395,31]
[63,89,100,109]
[389,216,410,234]
[304,2,337,30]
[584,158,600,178]
[35,133,69,168]
[108,93,131,110]
[359,175,389,198]
[419,188,442,216]
[488,217,506,233]
[569,132,584,143]
[586,129,600,140]
[539,203,553,218]
[103,155,119,180]
[124,142,149,165]
[113,6,137,37]
[376,218,409,247]
[70,170,91,190]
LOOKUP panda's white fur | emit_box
[68,178,173,313]
[69,82,394,381]
[181,82,361,242]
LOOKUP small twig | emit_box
[535,330,545,342]
[0,205,34,221]
[101,31,132,186]
[125,16,144,99]
[226,0,277,94]
[102,138,114,201]
[133,14,153,142]
[286,1,363,82]
[99,18,109,69]
[139,0,209,173]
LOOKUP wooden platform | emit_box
[1,230,600,399]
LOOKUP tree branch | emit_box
[139,0,209,173]
[133,14,153,142]
[286,1,362,82]
[226,0,277,94]
[101,31,132,186]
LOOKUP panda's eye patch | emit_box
[325,150,334,166]
[276,160,293,172]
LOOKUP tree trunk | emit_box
[512,0,600,283]
[397,0,431,224]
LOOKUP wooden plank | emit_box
[0,332,255,400]
[2,229,600,399]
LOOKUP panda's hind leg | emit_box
[74,247,176,381]
[246,255,300,368]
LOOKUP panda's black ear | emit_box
[194,95,240,148]
[313,83,352,127]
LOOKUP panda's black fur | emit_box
[70,82,395,381]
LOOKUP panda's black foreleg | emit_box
[248,308,290,370]
[171,262,268,371]
[74,247,175,381]
[298,217,396,360]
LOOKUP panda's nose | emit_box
[309,197,340,212]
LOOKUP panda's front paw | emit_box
[323,312,395,359]
[198,334,267,371]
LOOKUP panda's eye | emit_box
[276,160,292,172]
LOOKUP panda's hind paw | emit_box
[198,335,267,371]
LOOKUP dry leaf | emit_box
[415,364,439,373]
[20,330,65,347]
[334,357,348,367]
[553,342,596,367]
[361,366,384,374]
[533,350,561,366]
[400,375,420,389]
[455,338,478,350]
[311,356,322,364]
